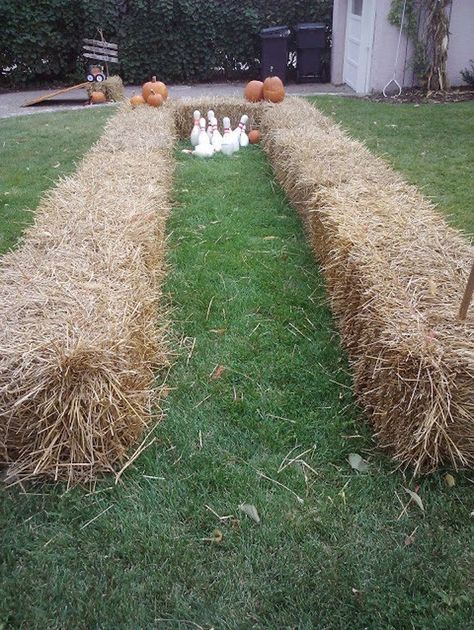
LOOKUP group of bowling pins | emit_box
[186,109,249,158]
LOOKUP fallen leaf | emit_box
[263,236,278,241]
[404,534,415,546]
[52,162,61,168]
[444,473,455,488]
[404,487,425,512]
[239,503,261,525]
[348,453,369,473]
[210,328,225,335]
[210,365,225,380]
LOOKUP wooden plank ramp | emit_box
[22,82,89,108]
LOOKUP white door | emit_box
[343,0,376,94]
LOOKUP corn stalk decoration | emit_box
[389,0,452,91]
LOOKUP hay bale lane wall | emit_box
[0,104,175,483]
[259,97,473,472]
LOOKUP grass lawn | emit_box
[1,102,473,628]
[312,97,474,239]
[0,107,115,255]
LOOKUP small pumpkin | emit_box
[130,93,146,108]
[90,91,107,104]
[248,130,261,144]
[263,76,285,103]
[147,90,164,107]
[244,80,264,102]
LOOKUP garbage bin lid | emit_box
[260,26,290,38]
[295,22,326,31]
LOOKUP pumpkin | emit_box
[130,93,146,108]
[248,130,261,144]
[143,76,168,101]
[147,90,164,107]
[142,76,157,100]
[90,91,107,104]
[263,76,285,103]
[244,80,264,102]
[153,80,169,101]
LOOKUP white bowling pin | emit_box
[181,145,215,158]
[207,110,215,141]
[240,122,249,147]
[198,117,210,145]
[211,117,222,152]
[234,115,249,148]
[190,110,201,147]
[221,117,234,156]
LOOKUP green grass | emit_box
[311,97,474,239]
[0,107,115,255]
[1,104,474,628]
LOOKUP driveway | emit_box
[0,82,354,119]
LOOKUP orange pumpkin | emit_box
[143,76,169,101]
[90,91,107,104]
[248,130,261,144]
[153,80,169,101]
[263,76,285,103]
[147,90,164,107]
[244,80,264,102]
[130,93,146,108]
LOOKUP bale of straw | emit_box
[0,104,175,483]
[86,75,124,102]
[173,98,264,139]
[259,97,474,472]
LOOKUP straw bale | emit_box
[86,75,124,102]
[259,97,473,472]
[173,97,264,139]
[0,105,175,483]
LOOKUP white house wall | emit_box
[369,0,413,92]
[446,1,474,86]
[331,0,473,94]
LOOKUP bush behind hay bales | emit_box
[258,97,474,473]
[0,104,175,484]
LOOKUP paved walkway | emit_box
[0,82,354,119]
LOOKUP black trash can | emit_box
[295,23,327,83]
[260,26,290,83]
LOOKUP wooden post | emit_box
[98,28,109,78]
[458,260,474,321]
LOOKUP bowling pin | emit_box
[198,117,210,145]
[190,110,201,147]
[221,117,234,156]
[207,110,215,141]
[211,117,222,152]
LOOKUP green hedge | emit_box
[0,0,332,86]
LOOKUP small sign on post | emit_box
[82,30,119,78]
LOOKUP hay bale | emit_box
[87,75,124,102]
[0,104,175,483]
[259,97,474,472]
[173,97,264,139]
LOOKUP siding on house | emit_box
[446,2,474,87]
[331,0,474,94]
[369,0,413,92]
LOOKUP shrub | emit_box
[460,60,474,87]
[0,0,332,87]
